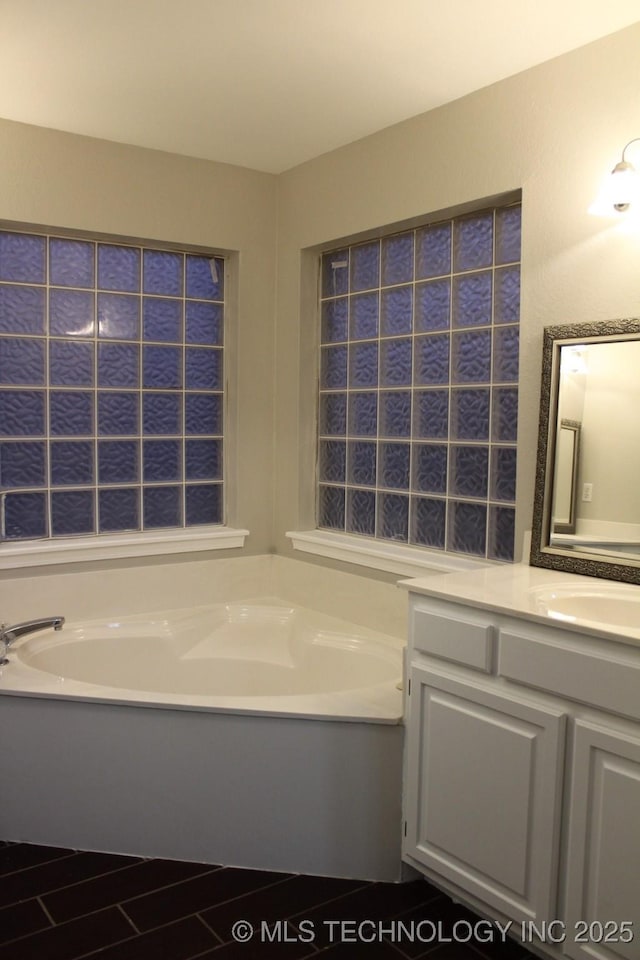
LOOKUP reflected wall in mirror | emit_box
[530,318,640,584]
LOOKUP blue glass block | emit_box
[412,444,448,494]
[415,279,450,332]
[320,345,348,390]
[318,484,345,531]
[321,250,349,298]
[452,272,492,329]
[381,287,412,336]
[319,393,347,436]
[98,342,140,388]
[0,338,45,386]
[185,438,222,481]
[349,342,379,388]
[448,501,487,556]
[143,297,183,343]
[491,446,517,502]
[0,390,45,436]
[380,442,410,490]
[50,391,93,437]
[494,266,520,324]
[452,330,492,384]
[49,289,95,337]
[453,213,494,272]
[186,483,222,525]
[143,393,182,435]
[451,388,490,440]
[97,244,140,292]
[143,439,181,482]
[411,497,446,549]
[143,250,183,297]
[489,505,515,561]
[144,345,184,390]
[185,347,221,390]
[98,440,139,484]
[350,293,378,340]
[494,326,519,382]
[381,233,414,285]
[3,491,47,539]
[413,390,449,439]
[97,392,139,436]
[414,334,450,385]
[99,487,140,532]
[348,440,377,486]
[186,255,224,300]
[492,387,518,442]
[320,298,348,343]
[98,293,140,340]
[380,391,411,438]
[0,232,45,283]
[495,206,521,265]
[348,392,377,436]
[378,493,408,542]
[346,488,376,537]
[51,489,95,536]
[0,441,46,488]
[380,338,412,387]
[416,223,451,279]
[186,301,223,345]
[0,284,46,334]
[318,439,346,483]
[51,440,94,486]
[185,393,222,435]
[450,445,489,498]
[49,340,94,387]
[350,241,380,292]
[143,485,181,529]
[49,238,94,288]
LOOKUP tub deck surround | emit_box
[400,562,640,647]
[0,598,405,881]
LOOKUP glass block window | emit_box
[0,228,225,540]
[317,203,520,562]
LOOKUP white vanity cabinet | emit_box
[402,590,640,960]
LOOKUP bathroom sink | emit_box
[532,585,640,629]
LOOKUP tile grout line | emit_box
[117,901,140,935]
[36,895,56,928]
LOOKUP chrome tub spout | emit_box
[0,617,65,664]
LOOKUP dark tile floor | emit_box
[0,842,541,960]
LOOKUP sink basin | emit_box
[532,585,640,629]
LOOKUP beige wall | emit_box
[2,22,640,592]
[0,118,278,559]
[274,22,640,566]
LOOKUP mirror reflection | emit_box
[530,319,640,583]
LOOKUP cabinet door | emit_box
[564,720,640,960]
[403,665,566,923]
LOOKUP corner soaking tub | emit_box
[0,600,405,880]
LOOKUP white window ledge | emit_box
[286,530,490,579]
[0,526,249,571]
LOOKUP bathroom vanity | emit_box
[401,563,640,960]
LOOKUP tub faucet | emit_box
[0,617,65,664]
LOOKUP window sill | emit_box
[286,530,491,579]
[0,526,249,571]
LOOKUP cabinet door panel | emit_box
[565,720,640,960]
[404,666,565,923]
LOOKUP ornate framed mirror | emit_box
[530,318,640,584]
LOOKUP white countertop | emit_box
[400,563,640,648]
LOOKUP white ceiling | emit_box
[0,0,639,174]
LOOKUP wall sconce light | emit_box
[606,138,640,212]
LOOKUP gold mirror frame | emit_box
[530,317,640,584]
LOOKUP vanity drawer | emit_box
[498,626,640,722]
[410,603,495,672]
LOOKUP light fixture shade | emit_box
[609,159,639,211]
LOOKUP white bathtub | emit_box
[0,599,406,880]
